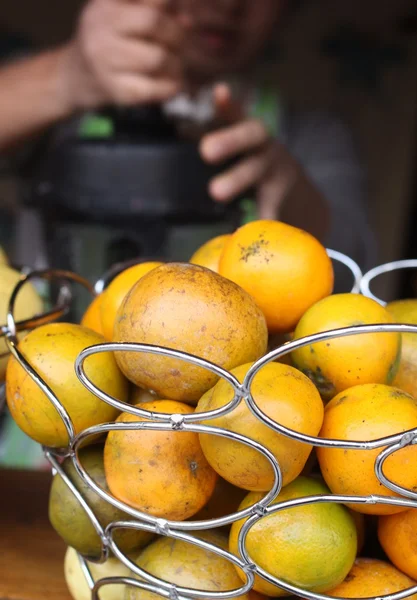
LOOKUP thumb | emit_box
[213,83,244,124]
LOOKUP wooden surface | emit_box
[0,469,72,600]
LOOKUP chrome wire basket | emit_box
[2,253,417,600]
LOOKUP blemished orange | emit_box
[196,362,324,491]
[81,294,104,336]
[229,477,357,597]
[104,400,218,520]
[100,261,162,340]
[328,558,417,599]
[190,234,231,273]
[126,531,265,600]
[378,509,417,579]
[387,299,417,398]
[292,293,401,401]
[218,220,334,333]
[317,384,417,516]
[114,263,268,404]
[6,323,128,447]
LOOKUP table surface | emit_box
[0,469,72,600]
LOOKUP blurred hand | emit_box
[200,84,300,219]
[61,0,185,111]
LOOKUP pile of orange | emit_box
[5,219,417,599]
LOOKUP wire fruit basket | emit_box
[2,253,417,600]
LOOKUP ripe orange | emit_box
[190,234,231,273]
[196,362,324,491]
[6,323,128,447]
[0,264,44,380]
[81,294,104,336]
[114,263,268,404]
[378,509,417,579]
[126,531,264,600]
[218,220,333,333]
[104,400,218,520]
[317,383,417,515]
[100,261,163,341]
[328,558,417,599]
[229,477,357,596]
[387,299,417,398]
[292,293,401,401]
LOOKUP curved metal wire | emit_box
[361,259,417,305]
[327,248,363,293]
[3,258,417,600]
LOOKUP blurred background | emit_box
[0,0,416,298]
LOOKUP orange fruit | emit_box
[292,293,401,401]
[197,362,324,491]
[114,263,268,404]
[0,264,44,380]
[218,220,333,333]
[229,477,357,596]
[104,400,217,520]
[190,234,231,273]
[126,530,264,600]
[49,446,153,561]
[100,262,162,341]
[378,509,417,579]
[317,383,417,515]
[81,294,104,336]
[6,323,128,447]
[328,558,417,599]
[387,299,417,398]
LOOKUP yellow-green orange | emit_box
[292,293,400,401]
[49,446,153,560]
[6,323,128,447]
[229,477,357,596]
[126,531,264,600]
[317,384,417,515]
[197,362,324,491]
[387,299,417,398]
[114,263,268,404]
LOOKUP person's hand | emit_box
[61,0,186,112]
[200,84,300,219]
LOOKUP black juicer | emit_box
[22,105,246,318]
[28,105,243,272]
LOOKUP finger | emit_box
[200,119,269,164]
[113,4,184,50]
[106,37,182,80]
[109,73,182,105]
[209,149,273,203]
[213,83,244,123]
[257,175,285,219]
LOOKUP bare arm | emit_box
[0,48,73,151]
[0,0,184,152]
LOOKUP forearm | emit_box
[0,47,73,152]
